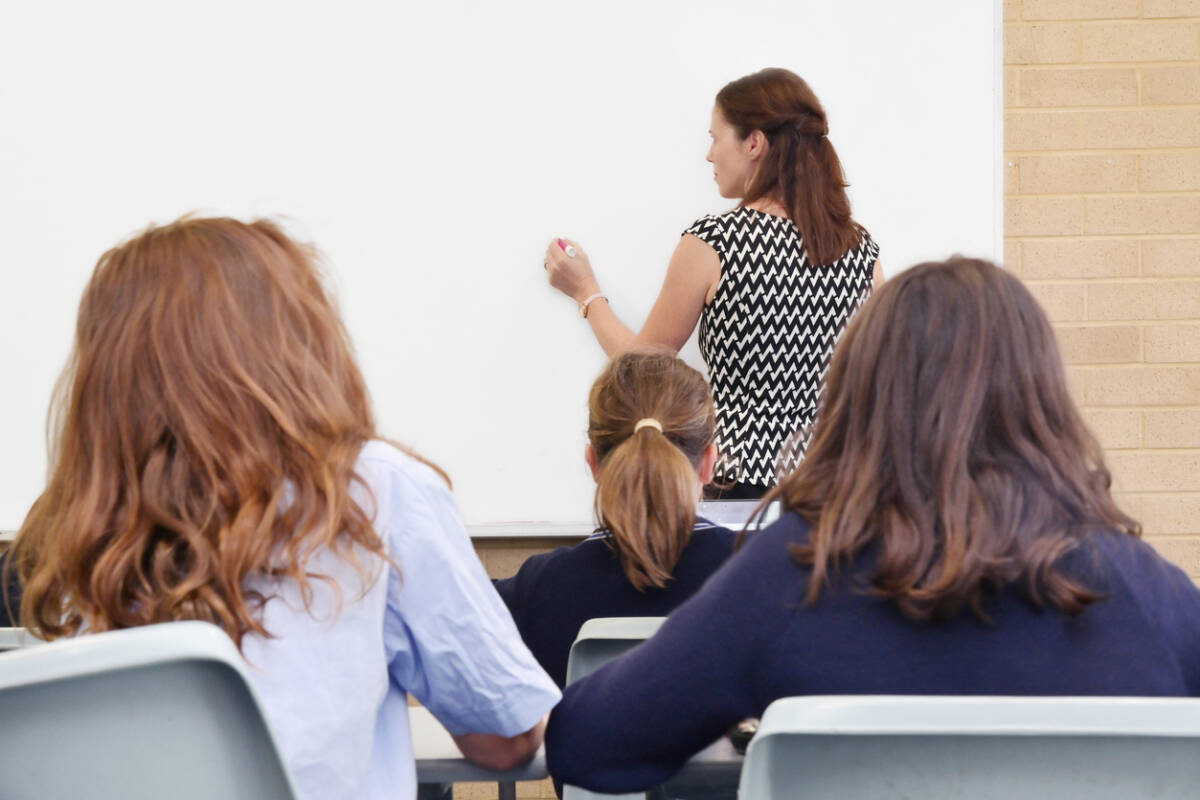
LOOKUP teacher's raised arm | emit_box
[543,233,717,356]
[544,68,883,499]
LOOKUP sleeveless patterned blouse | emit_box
[684,207,879,486]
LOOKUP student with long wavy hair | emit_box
[9,217,560,799]
[543,68,882,499]
[543,257,1200,794]
[495,349,737,689]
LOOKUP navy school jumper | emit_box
[494,518,739,689]
[545,511,1200,794]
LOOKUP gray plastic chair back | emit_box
[562,617,665,800]
[696,499,779,532]
[0,621,298,799]
[739,695,1200,800]
[0,627,43,651]
[564,616,664,685]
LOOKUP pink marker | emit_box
[557,238,577,258]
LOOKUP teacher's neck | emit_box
[742,197,790,219]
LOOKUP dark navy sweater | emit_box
[0,552,20,627]
[545,511,1200,794]
[494,519,738,688]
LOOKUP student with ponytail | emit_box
[494,349,738,688]
[543,68,882,498]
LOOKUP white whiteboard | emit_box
[0,0,1000,534]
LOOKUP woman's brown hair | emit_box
[10,216,436,647]
[588,350,716,591]
[717,67,865,267]
[770,257,1140,622]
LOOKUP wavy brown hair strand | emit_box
[768,257,1139,622]
[717,68,865,267]
[589,350,716,591]
[11,216,412,647]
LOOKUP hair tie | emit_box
[791,114,828,139]
[634,418,663,433]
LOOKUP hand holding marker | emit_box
[544,237,606,317]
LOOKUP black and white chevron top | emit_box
[684,207,879,486]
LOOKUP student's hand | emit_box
[544,238,601,304]
[452,716,547,771]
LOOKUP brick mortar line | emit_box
[1009,63,1200,68]
[1008,21,1200,26]
[1024,276,1200,282]
[1008,236,1200,242]
[1007,192,1200,198]
[1007,105,1200,112]
[1007,151,1200,158]
[1076,323,1200,327]
[1007,148,1200,155]
[1076,362,1199,368]
[1128,484,1200,491]
[1075,362,1200,367]
[1055,321,1200,327]
[1006,104,1200,110]
[1008,105,1200,112]
[1091,411,1200,416]
[1099,410,1200,417]
[1075,18,1200,24]
[1079,358,1200,364]
[1009,233,1200,238]
[1016,191,1200,195]
[1006,61,1200,68]
[1007,196,1200,201]
[1008,148,1200,154]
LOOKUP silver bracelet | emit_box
[579,293,608,318]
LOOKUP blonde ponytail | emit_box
[588,351,716,591]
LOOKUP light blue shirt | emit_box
[240,441,561,799]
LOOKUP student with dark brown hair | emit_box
[544,258,1200,795]
[495,349,738,688]
[543,68,882,499]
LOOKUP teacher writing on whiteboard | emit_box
[544,68,882,499]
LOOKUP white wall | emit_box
[0,0,998,532]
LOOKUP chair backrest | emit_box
[0,627,43,651]
[0,621,298,800]
[564,616,664,685]
[739,695,1200,800]
[696,499,779,531]
[561,617,665,800]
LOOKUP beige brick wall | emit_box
[1006,0,1200,576]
